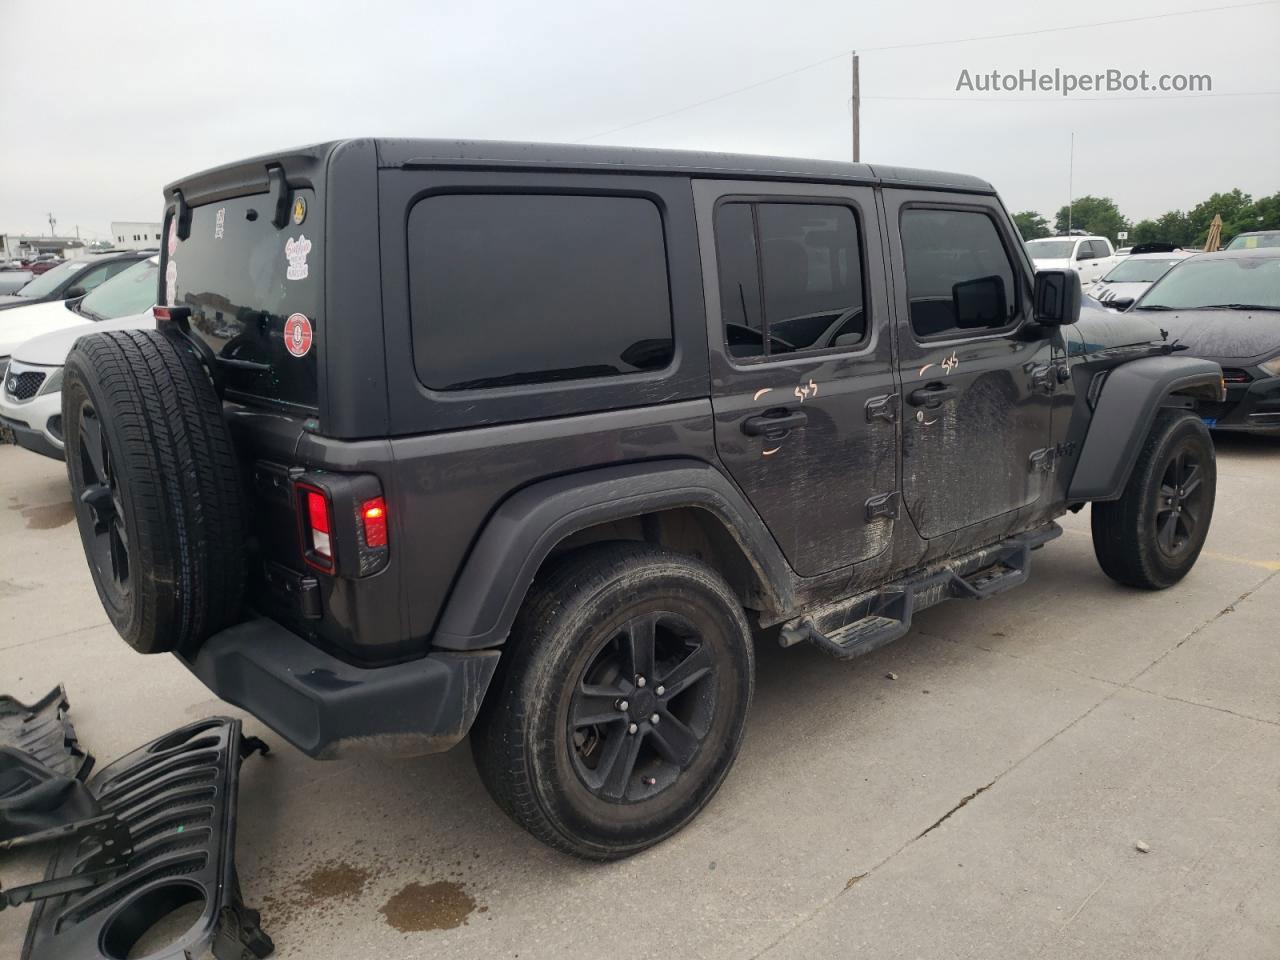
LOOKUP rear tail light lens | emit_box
[298,484,334,571]
[361,497,388,548]
[294,476,388,577]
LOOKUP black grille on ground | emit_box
[21,717,273,960]
[5,370,45,401]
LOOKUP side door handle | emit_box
[742,408,808,437]
[908,382,957,407]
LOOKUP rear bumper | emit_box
[182,617,500,759]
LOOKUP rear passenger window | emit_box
[714,201,866,360]
[900,209,1017,338]
[408,194,674,391]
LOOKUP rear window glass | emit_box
[167,190,320,408]
[407,193,674,391]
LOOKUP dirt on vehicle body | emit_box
[62,139,1223,859]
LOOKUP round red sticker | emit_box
[283,313,313,357]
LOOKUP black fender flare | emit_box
[1067,355,1222,502]
[431,459,794,651]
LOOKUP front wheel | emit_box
[1091,410,1216,589]
[471,543,754,860]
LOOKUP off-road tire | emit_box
[471,543,754,860]
[62,329,245,654]
[1091,410,1215,589]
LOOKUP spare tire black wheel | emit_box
[62,329,246,655]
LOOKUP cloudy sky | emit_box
[1,0,1276,240]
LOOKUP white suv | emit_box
[1,256,157,459]
[1024,235,1117,285]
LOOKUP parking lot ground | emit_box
[1,436,1277,960]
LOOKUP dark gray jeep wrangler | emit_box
[62,139,1223,859]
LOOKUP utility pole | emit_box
[1066,132,1074,235]
[47,212,56,237]
[851,51,861,163]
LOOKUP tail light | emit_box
[298,483,335,572]
[294,475,389,577]
[361,497,388,548]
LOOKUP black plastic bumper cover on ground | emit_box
[20,717,272,960]
[183,617,500,759]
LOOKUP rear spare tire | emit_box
[62,329,246,654]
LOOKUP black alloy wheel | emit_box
[568,611,717,803]
[74,402,131,607]
[1153,445,1207,558]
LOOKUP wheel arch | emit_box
[1068,355,1222,502]
[430,460,794,651]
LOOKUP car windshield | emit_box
[13,259,83,298]
[77,258,158,321]
[1226,231,1280,250]
[1138,256,1280,310]
[1025,240,1075,259]
[1100,258,1184,283]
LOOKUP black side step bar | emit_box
[782,523,1061,662]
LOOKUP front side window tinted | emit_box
[900,209,1018,338]
[714,201,866,360]
[409,194,674,391]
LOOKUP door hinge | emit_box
[1029,441,1076,473]
[865,393,898,424]
[865,491,900,521]
[1029,447,1055,472]
[1031,365,1055,395]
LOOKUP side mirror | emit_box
[1075,248,1092,261]
[63,285,86,299]
[952,275,1007,329]
[1107,296,1136,312]
[1033,269,1081,326]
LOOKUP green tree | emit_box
[1188,189,1254,245]
[1011,210,1051,240]
[1128,219,1161,246]
[1054,196,1128,242]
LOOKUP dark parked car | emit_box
[1127,248,1280,434]
[61,140,1223,865]
[1225,230,1280,251]
[0,249,153,311]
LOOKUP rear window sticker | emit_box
[284,313,313,357]
[285,234,312,281]
[292,196,307,225]
[165,260,177,306]
[215,207,226,239]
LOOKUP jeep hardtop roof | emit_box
[164,138,996,205]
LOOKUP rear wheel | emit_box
[471,543,754,860]
[1091,410,1215,589]
[62,329,246,654]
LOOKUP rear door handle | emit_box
[742,408,808,436]
[908,382,957,407]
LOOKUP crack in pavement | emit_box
[748,567,1279,960]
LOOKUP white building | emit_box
[111,221,162,251]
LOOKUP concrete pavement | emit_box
[1,435,1276,959]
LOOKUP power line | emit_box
[859,0,1278,52]
[575,0,1279,141]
